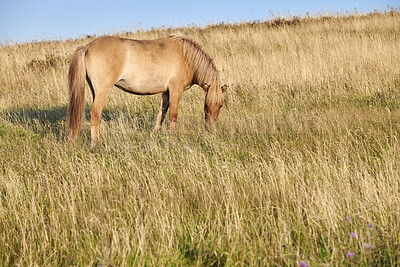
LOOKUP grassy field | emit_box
[1,11,400,266]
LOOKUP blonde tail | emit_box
[67,46,87,140]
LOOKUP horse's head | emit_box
[204,83,227,131]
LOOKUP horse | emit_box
[67,35,227,147]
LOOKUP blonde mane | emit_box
[181,38,223,106]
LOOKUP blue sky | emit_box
[0,0,398,44]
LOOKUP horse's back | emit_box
[86,35,183,63]
[85,36,191,94]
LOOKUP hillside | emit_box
[1,11,400,265]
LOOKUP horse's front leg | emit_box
[154,91,169,132]
[168,88,183,132]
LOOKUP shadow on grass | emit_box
[2,106,67,124]
[0,105,157,141]
[1,106,68,140]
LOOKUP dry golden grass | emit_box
[1,11,400,265]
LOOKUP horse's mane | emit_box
[179,37,223,106]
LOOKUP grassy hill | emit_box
[1,11,400,265]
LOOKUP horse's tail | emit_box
[67,45,88,140]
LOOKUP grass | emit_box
[1,10,400,265]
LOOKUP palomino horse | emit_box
[67,36,227,147]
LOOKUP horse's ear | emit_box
[203,83,210,91]
[221,85,228,92]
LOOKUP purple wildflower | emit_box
[299,262,309,267]
[344,217,350,221]
[281,244,286,248]
[351,232,358,238]
[317,217,322,221]
[347,252,355,257]
[367,224,373,228]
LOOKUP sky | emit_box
[0,0,398,44]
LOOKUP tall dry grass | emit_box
[1,11,400,265]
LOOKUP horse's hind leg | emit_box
[89,84,113,148]
[154,91,169,131]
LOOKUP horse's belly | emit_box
[115,78,166,95]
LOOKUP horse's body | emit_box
[67,36,226,147]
